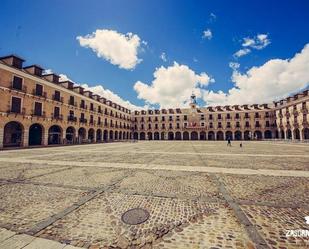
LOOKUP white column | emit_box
[43,129,49,146]
[0,127,4,148]
[23,129,29,147]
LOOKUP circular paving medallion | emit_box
[121,208,150,225]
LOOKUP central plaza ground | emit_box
[0,141,308,249]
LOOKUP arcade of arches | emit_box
[1,120,132,148]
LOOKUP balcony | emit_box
[52,114,63,120]
[68,101,77,107]
[301,107,308,114]
[67,116,77,122]
[7,106,26,115]
[80,103,88,109]
[89,120,96,126]
[32,111,46,117]
[52,95,63,103]
[79,118,88,124]
[32,89,47,98]
[10,84,27,93]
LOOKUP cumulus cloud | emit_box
[134,62,213,108]
[77,29,144,70]
[43,69,74,82]
[209,13,217,22]
[204,43,309,106]
[234,33,270,58]
[229,62,240,70]
[160,52,167,62]
[202,29,213,40]
[81,84,142,110]
[234,48,251,58]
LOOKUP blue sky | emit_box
[1,0,309,109]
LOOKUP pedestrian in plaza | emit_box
[227,137,232,146]
[240,142,243,148]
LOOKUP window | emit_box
[227,114,231,119]
[184,123,187,128]
[54,106,60,118]
[227,122,231,128]
[162,124,165,129]
[201,122,204,127]
[177,123,180,128]
[245,113,249,118]
[80,99,86,108]
[184,115,187,121]
[209,122,213,128]
[148,117,151,121]
[148,124,151,129]
[209,114,213,120]
[34,102,42,116]
[69,96,75,105]
[98,106,102,113]
[169,123,172,129]
[266,121,270,127]
[255,121,260,127]
[90,103,94,111]
[54,90,61,101]
[218,114,222,119]
[236,122,240,128]
[162,116,165,121]
[218,122,222,128]
[245,121,250,127]
[90,115,94,124]
[235,113,240,119]
[35,84,43,96]
[155,124,158,129]
[11,97,21,113]
[255,112,259,118]
[201,115,204,120]
[12,76,23,90]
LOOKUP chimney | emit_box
[0,55,25,69]
[24,65,44,77]
[43,73,60,84]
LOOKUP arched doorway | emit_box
[115,131,118,140]
[244,130,251,140]
[160,132,165,140]
[78,127,86,143]
[294,129,300,140]
[175,132,182,140]
[88,128,95,142]
[148,132,153,140]
[275,130,279,139]
[133,132,138,140]
[264,130,272,139]
[103,130,108,141]
[119,131,123,140]
[96,129,102,142]
[286,129,292,139]
[280,130,285,139]
[216,131,224,140]
[109,130,114,140]
[29,123,43,146]
[66,126,75,144]
[48,125,62,145]
[304,128,309,140]
[183,131,189,140]
[168,132,174,140]
[208,131,214,140]
[234,131,242,140]
[254,130,262,140]
[140,132,145,140]
[200,131,206,140]
[225,131,233,140]
[3,121,23,147]
[154,132,160,140]
[191,131,198,140]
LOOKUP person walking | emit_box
[227,137,232,146]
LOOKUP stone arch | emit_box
[78,127,86,143]
[147,132,153,140]
[216,131,224,140]
[88,128,95,142]
[183,131,189,140]
[29,123,44,146]
[208,131,215,140]
[225,131,233,140]
[140,132,145,140]
[66,126,75,144]
[191,131,198,140]
[280,130,285,139]
[48,125,62,144]
[3,121,24,147]
[286,129,292,139]
[294,129,300,140]
[200,131,206,140]
[133,132,138,140]
[103,130,108,141]
[168,132,174,140]
[160,132,165,140]
[254,130,262,140]
[175,131,182,140]
[109,130,114,140]
[264,130,272,139]
[304,128,309,140]
[244,130,251,140]
[96,129,102,142]
[234,131,242,140]
[115,131,118,140]
[154,132,160,140]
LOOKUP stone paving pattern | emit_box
[0,141,308,248]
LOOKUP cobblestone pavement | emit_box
[0,141,308,249]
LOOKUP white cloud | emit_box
[234,33,270,59]
[229,62,240,70]
[234,48,251,58]
[77,29,144,70]
[59,74,73,82]
[202,29,213,40]
[209,13,217,21]
[204,43,309,106]
[43,69,53,75]
[160,52,167,62]
[242,34,270,50]
[81,84,142,110]
[134,62,213,108]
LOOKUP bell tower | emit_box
[190,93,197,109]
